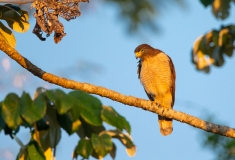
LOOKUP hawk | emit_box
[134,44,176,136]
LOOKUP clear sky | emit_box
[1,1,235,160]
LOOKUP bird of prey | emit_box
[134,44,176,136]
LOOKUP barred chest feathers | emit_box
[139,52,172,102]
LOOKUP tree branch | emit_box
[0,0,34,4]
[1,39,235,138]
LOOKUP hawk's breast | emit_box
[140,52,172,103]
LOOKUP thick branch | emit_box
[0,0,34,4]
[1,39,235,138]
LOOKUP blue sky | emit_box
[1,1,235,160]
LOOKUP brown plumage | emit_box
[134,44,176,136]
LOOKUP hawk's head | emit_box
[134,44,156,59]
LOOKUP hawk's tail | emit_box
[158,115,173,136]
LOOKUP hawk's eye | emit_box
[141,49,144,52]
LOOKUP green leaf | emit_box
[16,148,29,160]
[0,5,16,14]
[212,0,231,20]
[0,21,16,48]
[102,106,131,134]
[109,143,116,159]
[212,47,224,66]
[20,92,47,125]
[68,99,81,120]
[57,112,82,135]
[34,87,46,100]
[57,94,83,135]
[126,144,137,157]
[57,113,73,135]
[201,116,235,160]
[79,119,105,138]
[217,27,234,57]
[69,91,102,126]
[0,6,30,33]
[76,125,85,138]
[4,125,13,137]
[33,129,51,152]
[0,102,6,131]
[1,4,25,24]
[36,119,49,131]
[76,138,93,159]
[3,4,22,14]
[46,89,73,115]
[91,133,113,158]
[218,28,229,47]
[2,93,22,130]
[27,140,45,160]
[44,104,61,148]
[191,25,235,72]
[33,104,61,152]
[224,44,234,57]
[33,102,61,150]
[21,10,29,22]
[101,130,136,157]
[200,0,214,7]
[33,94,47,117]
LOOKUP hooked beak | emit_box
[135,51,142,59]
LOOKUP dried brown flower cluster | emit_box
[31,0,89,43]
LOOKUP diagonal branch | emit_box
[1,39,235,138]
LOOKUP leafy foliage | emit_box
[200,115,235,159]
[200,0,235,20]
[91,133,113,158]
[104,0,185,33]
[0,4,30,48]
[202,133,235,160]
[20,92,47,125]
[211,0,233,20]
[201,114,235,160]
[192,25,235,73]
[75,138,93,159]
[0,88,136,159]
[102,105,131,134]
[2,93,22,130]
[192,0,235,72]
[200,0,214,7]
[102,130,136,157]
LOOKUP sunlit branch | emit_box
[1,39,235,139]
[0,0,34,4]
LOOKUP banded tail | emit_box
[158,115,173,136]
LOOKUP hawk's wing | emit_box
[167,55,176,107]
